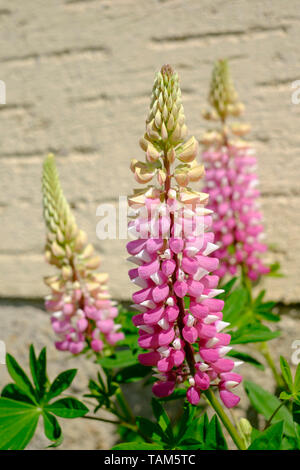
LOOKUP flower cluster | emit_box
[201,60,269,281]
[127,65,241,407]
[42,154,124,355]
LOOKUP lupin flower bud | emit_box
[201,60,269,281]
[42,154,124,355]
[127,65,241,408]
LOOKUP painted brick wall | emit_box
[0,0,299,302]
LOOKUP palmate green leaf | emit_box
[267,261,283,278]
[176,403,196,443]
[218,277,237,299]
[112,442,164,450]
[179,412,209,445]
[135,417,164,442]
[292,401,300,426]
[205,415,228,450]
[222,286,248,325]
[43,411,62,442]
[0,398,40,450]
[29,345,40,393]
[254,307,280,323]
[281,436,299,450]
[97,349,139,369]
[248,421,283,450]
[279,356,293,393]
[151,398,174,443]
[29,345,48,399]
[45,397,88,418]
[294,363,300,393]
[230,324,280,345]
[1,347,88,450]
[6,353,37,403]
[227,349,265,370]
[254,289,266,306]
[114,363,150,384]
[46,369,77,401]
[244,380,295,437]
[178,413,227,450]
[1,383,36,405]
[279,391,293,401]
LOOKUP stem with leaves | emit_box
[204,388,246,450]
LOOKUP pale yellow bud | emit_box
[85,256,101,270]
[230,122,251,136]
[170,123,182,144]
[146,143,160,162]
[86,281,101,292]
[62,265,72,280]
[146,120,160,140]
[44,275,59,287]
[174,169,189,187]
[81,243,94,259]
[177,136,198,163]
[200,131,223,146]
[179,188,209,205]
[157,169,167,185]
[130,159,139,173]
[167,113,175,131]
[188,163,205,182]
[74,229,88,252]
[161,121,168,141]
[202,109,220,121]
[228,102,245,116]
[167,148,176,164]
[93,272,109,284]
[139,136,149,152]
[239,418,252,447]
[134,166,155,184]
[154,109,162,128]
[51,240,65,258]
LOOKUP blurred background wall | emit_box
[0,0,300,303]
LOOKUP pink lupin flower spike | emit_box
[42,154,124,355]
[126,65,241,407]
[201,59,269,282]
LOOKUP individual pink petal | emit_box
[174,280,188,298]
[219,389,240,408]
[138,351,160,366]
[187,386,201,405]
[91,339,104,352]
[152,381,175,398]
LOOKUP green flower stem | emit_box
[204,388,246,450]
[258,342,285,390]
[263,400,285,430]
[115,387,136,424]
[82,414,139,433]
[82,415,120,426]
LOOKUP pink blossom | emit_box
[202,144,269,281]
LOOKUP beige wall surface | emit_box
[0,0,299,302]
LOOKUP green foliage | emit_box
[113,399,228,450]
[244,375,300,449]
[85,371,119,413]
[226,349,265,370]
[248,421,284,450]
[244,380,295,437]
[0,345,88,449]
